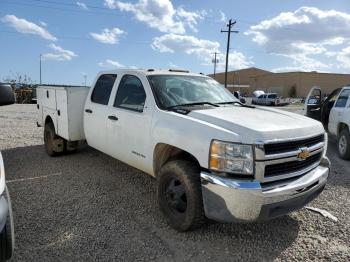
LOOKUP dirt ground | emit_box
[0,104,349,261]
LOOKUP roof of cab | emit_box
[97,69,207,77]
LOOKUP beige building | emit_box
[210,67,350,97]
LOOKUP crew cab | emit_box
[37,69,330,231]
[252,93,289,106]
[305,86,350,159]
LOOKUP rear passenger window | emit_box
[91,74,117,105]
[114,75,146,112]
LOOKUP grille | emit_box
[265,152,322,177]
[264,134,324,155]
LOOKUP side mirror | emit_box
[240,97,246,104]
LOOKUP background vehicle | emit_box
[306,86,350,159]
[0,94,15,261]
[37,69,330,231]
[252,92,289,106]
[0,84,15,106]
[233,91,246,104]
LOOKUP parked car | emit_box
[305,86,350,159]
[252,93,290,106]
[37,69,330,231]
[0,92,15,261]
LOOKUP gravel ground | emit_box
[0,104,349,261]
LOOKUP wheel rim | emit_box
[165,178,187,213]
[339,135,347,155]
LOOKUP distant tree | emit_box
[289,84,297,98]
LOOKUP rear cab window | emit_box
[91,74,117,105]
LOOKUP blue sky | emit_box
[0,0,349,85]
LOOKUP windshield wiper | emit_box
[166,102,220,110]
[216,101,255,108]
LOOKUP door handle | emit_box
[108,115,118,121]
[85,109,93,113]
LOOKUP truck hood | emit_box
[188,105,324,143]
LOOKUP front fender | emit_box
[151,111,240,169]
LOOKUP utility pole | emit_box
[83,74,87,86]
[39,54,42,85]
[221,19,239,88]
[212,52,219,79]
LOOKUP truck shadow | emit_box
[3,144,299,261]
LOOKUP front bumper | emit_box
[201,157,330,223]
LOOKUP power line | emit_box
[221,19,239,88]
[0,28,150,45]
[0,0,124,17]
[28,0,114,10]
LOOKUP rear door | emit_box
[305,87,323,121]
[84,74,117,152]
[328,89,350,135]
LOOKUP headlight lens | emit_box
[209,140,254,175]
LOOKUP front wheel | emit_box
[157,160,205,231]
[338,128,350,160]
[0,187,14,261]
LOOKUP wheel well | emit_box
[338,122,349,136]
[45,115,53,125]
[153,143,200,177]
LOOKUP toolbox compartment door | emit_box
[56,89,69,140]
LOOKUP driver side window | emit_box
[114,75,146,112]
[335,89,350,108]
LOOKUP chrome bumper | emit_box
[201,157,330,223]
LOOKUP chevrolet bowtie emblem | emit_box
[297,147,310,161]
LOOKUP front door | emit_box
[320,88,341,128]
[84,74,117,152]
[105,73,153,173]
[305,87,323,121]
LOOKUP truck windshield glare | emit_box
[148,75,238,109]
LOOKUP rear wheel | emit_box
[338,128,350,160]
[157,160,205,231]
[44,122,64,156]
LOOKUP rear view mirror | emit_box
[0,84,15,106]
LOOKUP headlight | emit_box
[209,140,254,175]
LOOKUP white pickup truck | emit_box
[37,69,330,231]
[305,85,350,159]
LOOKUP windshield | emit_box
[148,75,237,109]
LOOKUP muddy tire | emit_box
[157,160,205,231]
[0,187,14,261]
[44,122,62,156]
[338,128,350,160]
